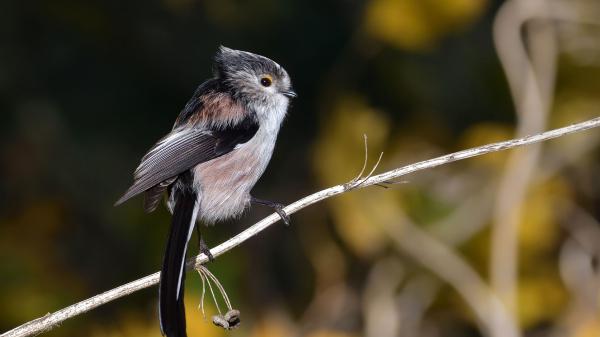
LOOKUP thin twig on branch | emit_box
[2,117,600,337]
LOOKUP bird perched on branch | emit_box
[115,46,296,337]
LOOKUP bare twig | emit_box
[196,265,233,312]
[351,151,384,190]
[352,134,370,182]
[346,134,384,191]
[198,268,208,318]
[2,117,600,337]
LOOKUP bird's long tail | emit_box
[159,190,198,337]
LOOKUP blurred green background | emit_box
[2,0,600,336]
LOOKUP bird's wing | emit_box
[115,117,259,207]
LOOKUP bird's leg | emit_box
[251,196,290,226]
[196,225,214,262]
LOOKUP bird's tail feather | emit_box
[159,190,198,337]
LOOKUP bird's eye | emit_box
[260,76,272,87]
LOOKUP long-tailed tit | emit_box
[115,46,296,337]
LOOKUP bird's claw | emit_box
[273,203,291,226]
[251,197,291,226]
[199,237,215,262]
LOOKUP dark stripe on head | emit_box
[214,46,286,81]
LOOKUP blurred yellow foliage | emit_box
[89,298,225,337]
[3,286,63,325]
[364,0,488,50]
[518,275,567,328]
[551,95,600,160]
[314,96,389,185]
[574,320,600,337]
[301,224,348,286]
[519,177,571,255]
[306,330,359,337]
[553,95,600,128]
[185,298,227,337]
[514,178,571,327]
[313,96,395,257]
[325,190,403,258]
[248,312,296,337]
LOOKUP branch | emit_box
[3,117,600,337]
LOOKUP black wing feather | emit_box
[213,116,259,155]
[143,177,177,213]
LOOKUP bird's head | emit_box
[214,46,296,108]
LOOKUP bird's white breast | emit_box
[192,98,288,224]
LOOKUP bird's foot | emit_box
[251,196,290,226]
[199,236,214,262]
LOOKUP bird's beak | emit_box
[281,89,297,98]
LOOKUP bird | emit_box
[115,46,296,337]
